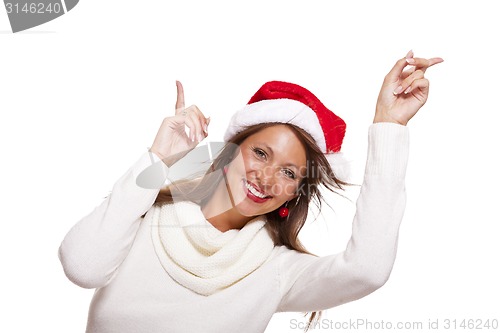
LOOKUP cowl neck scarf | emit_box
[146,200,275,296]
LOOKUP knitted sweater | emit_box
[58,123,409,333]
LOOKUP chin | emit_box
[234,199,275,218]
[227,175,283,217]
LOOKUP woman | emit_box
[58,51,443,332]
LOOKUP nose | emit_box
[255,165,278,191]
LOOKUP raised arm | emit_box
[58,81,211,289]
[278,122,408,312]
[277,51,443,312]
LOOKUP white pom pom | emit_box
[324,152,352,182]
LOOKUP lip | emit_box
[242,179,272,203]
[246,180,269,196]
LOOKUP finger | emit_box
[185,108,204,142]
[394,69,424,95]
[403,78,429,96]
[169,113,196,142]
[385,56,412,83]
[183,114,200,142]
[188,105,210,135]
[406,57,444,72]
[203,116,211,135]
[401,68,415,81]
[175,80,185,112]
[425,57,444,69]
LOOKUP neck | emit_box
[200,178,253,232]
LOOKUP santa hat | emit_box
[223,81,350,181]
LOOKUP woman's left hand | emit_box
[374,50,443,126]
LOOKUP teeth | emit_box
[245,181,269,199]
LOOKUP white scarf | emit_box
[146,200,275,296]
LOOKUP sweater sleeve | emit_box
[277,122,409,313]
[58,149,171,289]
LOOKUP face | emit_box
[224,124,307,217]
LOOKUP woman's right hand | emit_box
[149,81,210,167]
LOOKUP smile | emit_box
[242,180,272,203]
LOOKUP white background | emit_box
[1,0,499,332]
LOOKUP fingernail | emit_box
[203,124,208,133]
[404,86,412,94]
[393,85,403,95]
[406,58,415,64]
[406,49,413,58]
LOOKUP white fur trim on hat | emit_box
[325,152,352,182]
[223,99,327,152]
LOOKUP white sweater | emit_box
[58,123,409,333]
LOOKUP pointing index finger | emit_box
[175,80,185,111]
[406,57,444,71]
[386,51,444,83]
[427,57,444,68]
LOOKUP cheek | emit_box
[228,151,246,174]
[284,182,299,198]
[239,152,262,174]
[272,181,299,198]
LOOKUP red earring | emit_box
[278,201,289,218]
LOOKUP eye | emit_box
[253,148,267,159]
[282,169,296,179]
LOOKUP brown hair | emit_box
[149,122,350,331]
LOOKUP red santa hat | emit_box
[223,81,350,180]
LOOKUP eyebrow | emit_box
[257,143,301,170]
